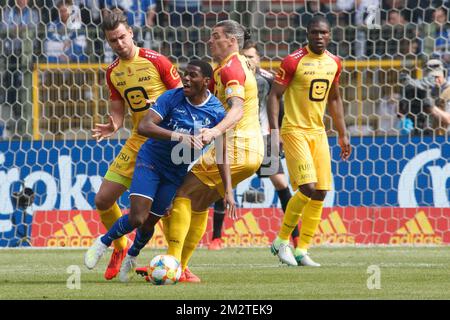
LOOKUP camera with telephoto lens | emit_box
[242,188,265,203]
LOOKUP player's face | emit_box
[307,22,330,55]
[182,64,209,98]
[105,24,134,60]
[208,27,234,62]
[242,47,260,71]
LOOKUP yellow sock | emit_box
[166,197,191,262]
[161,215,170,245]
[180,209,209,271]
[98,203,127,250]
[298,199,324,251]
[278,191,310,241]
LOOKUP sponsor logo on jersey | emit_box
[138,76,151,82]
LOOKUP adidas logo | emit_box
[223,212,269,247]
[389,211,442,245]
[48,214,93,247]
[313,211,355,245]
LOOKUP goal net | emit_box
[0,0,448,248]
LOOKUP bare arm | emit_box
[216,133,237,219]
[267,82,286,131]
[92,100,126,142]
[328,82,351,160]
[430,106,450,125]
[267,82,287,156]
[138,108,203,149]
[146,5,156,27]
[200,97,244,143]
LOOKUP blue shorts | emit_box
[129,158,179,217]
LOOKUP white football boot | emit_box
[119,254,137,283]
[271,241,297,266]
[295,253,321,267]
[84,236,108,270]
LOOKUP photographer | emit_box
[399,58,447,133]
[423,69,450,134]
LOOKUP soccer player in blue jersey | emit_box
[84,60,236,282]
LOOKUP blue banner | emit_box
[0,136,448,217]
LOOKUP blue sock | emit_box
[128,228,155,257]
[101,214,134,247]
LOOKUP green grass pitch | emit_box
[0,246,449,300]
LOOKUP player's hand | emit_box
[199,127,222,144]
[270,129,283,158]
[339,134,351,161]
[92,115,119,142]
[223,190,237,220]
[178,134,204,150]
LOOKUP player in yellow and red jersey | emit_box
[91,9,181,280]
[161,20,264,282]
[269,15,351,267]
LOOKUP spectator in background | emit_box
[425,68,450,133]
[396,100,414,135]
[399,38,421,59]
[102,0,156,27]
[335,0,381,57]
[44,0,89,63]
[101,0,156,48]
[76,0,102,26]
[0,0,39,138]
[399,58,446,133]
[432,6,450,51]
[387,9,406,25]
[377,91,402,135]
[296,0,335,29]
[421,6,450,63]
[168,0,202,27]
[336,0,381,27]
[165,0,203,59]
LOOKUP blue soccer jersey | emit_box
[138,88,225,184]
[129,88,225,215]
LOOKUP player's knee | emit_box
[312,190,327,201]
[175,185,191,198]
[128,212,147,228]
[95,193,114,211]
[270,174,288,190]
[298,183,316,198]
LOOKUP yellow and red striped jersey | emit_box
[106,47,181,147]
[275,45,341,134]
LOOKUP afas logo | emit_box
[313,211,355,244]
[389,211,442,245]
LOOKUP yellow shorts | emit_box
[282,131,332,191]
[191,144,263,197]
[104,137,145,188]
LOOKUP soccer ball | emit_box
[147,254,182,285]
